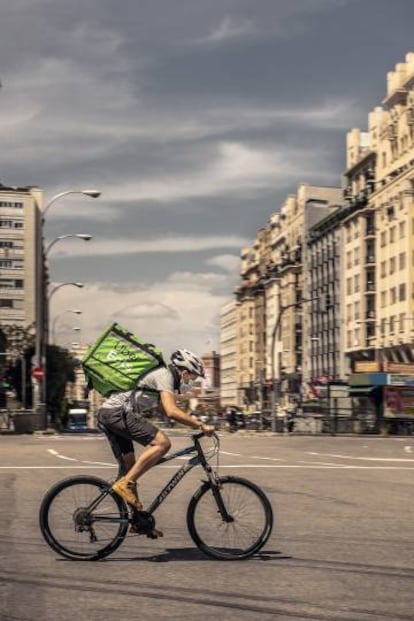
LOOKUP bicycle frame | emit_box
[87,433,221,523]
[147,433,215,514]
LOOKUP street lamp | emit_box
[34,190,100,423]
[39,283,84,427]
[45,234,92,257]
[270,297,316,432]
[51,309,82,344]
[41,190,101,220]
[48,282,84,302]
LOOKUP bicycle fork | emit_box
[204,466,234,524]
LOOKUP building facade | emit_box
[219,300,238,406]
[0,185,42,332]
[221,53,414,432]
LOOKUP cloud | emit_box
[51,274,234,355]
[47,139,337,218]
[166,270,228,290]
[48,234,250,256]
[193,16,257,46]
[206,254,240,273]
[116,302,179,320]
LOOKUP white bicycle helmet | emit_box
[171,349,205,378]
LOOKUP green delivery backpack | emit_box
[82,323,165,397]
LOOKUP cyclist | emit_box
[97,348,215,534]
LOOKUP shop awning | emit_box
[349,386,376,395]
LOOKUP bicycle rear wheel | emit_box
[39,475,129,560]
[187,476,273,560]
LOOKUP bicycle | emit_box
[39,431,273,561]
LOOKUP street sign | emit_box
[32,367,44,381]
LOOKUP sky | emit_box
[1,0,414,356]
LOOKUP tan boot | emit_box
[112,477,143,510]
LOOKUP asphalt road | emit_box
[1,432,414,621]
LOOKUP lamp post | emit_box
[51,309,82,344]
[45,234,92,257]
[270,297,316,432]
[40,283,84,428]
[34,189,100,425]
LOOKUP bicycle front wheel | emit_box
[187,476,273,560]
[39,475,129,560]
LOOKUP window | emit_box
[354,248,359,266]
[399,283,406,301]
[390,287,397,304]
[0,241,13,248]
[0,299,13,307]
[380,231,386,247]
[354,275,360,293]
[399,252,406,270]
[399,221,406,238]
[390,226,396,243]
[381,261,386,277]
[399,313,405,332]
[354,301,360,320]
[381,291,387,308]
[347,278,352,295]
[0,202,23,208]
[390,257,396,274]
[0,260,12,268]
[0,280,12,288]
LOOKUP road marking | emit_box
[307,451,414,462]
[221,451,243,457]
[404,446,413,453]
[2,464,414,470]
[82,460,115,466]
[48,449,78,461]
[250,455,284,461]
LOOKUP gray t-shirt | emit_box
[101,366,175,411]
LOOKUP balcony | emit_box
[365,254,376,265]
[365,281,376,293]
[365,226,376,238]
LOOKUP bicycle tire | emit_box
[187,476,273,560]
[39,475,129,560]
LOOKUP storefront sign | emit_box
[384,362,414,375]
[387,374,414,387]
[354,361,380,372]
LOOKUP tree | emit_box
[5,343,76,421]
[5,347,33,407]
[1,324,35,409]
[45,345,77,424]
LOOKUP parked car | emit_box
[246,411,271,430]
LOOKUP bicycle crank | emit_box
[130,510,155,535]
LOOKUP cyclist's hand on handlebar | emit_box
[201,423,215,436]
